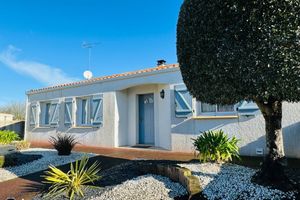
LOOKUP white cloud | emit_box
[0,45,79,86]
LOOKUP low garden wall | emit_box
[138,162,202,199]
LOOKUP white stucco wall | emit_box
[115,90,128,146]
[25,92,116,147]
[0,113,14,122]
[156,84,172,149]
[171,102,300,158]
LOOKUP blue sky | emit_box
[0,0,183,105]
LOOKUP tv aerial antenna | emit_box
[82,41,100,79]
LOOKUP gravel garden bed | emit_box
[179,163,298,200]
[33,174,187,200]
[33,160,188,200]
[89,174,187,200]
[32,159,300,200]
[0,148,95,182]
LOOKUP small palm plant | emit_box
[49,134,78,155]
[192,130,240,163]
[43,155,101,200]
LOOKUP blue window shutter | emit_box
[174,84,193,118]
[92,95,103,125]
[50,103,59,125]
[237,101,259,115]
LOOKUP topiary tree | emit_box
[177,0,300,187]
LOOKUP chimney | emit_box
[157,59,166,67]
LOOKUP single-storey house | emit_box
[0,113,14,123]
[25,62,300,158]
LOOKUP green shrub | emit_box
[0,130,20,144]
[49,134,78,156]
[43,155,101,200]
[0,156,4,167]
[192,130,240,163]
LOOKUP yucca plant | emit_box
[42,155,101,200]
[192,130,240,163]
[49,134,78,155]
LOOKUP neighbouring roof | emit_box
[27,63,179,95]
[0,113,14,117]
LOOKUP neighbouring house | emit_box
[0,113,14,124]
[24,61,300,158]
[0,113,25,138]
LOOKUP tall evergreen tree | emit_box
[177,0,300,186]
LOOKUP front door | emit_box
[138,94,154,144]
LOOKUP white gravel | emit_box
[0,148,95,182]
[33,174,187,200]
[179,163,297,200]
[89,174,187,200]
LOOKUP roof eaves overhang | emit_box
[26,65,180,95]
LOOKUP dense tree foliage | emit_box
[177,0,300,104]
[177,0,300,186]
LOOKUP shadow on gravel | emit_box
[19,155,300,200]
[22,159,196,199]
[19,155,129,196]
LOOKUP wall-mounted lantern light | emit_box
[160,89,165,99]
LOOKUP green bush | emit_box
[192,130,240,163]
[42,155,101,200]
[0,156,4,167]
[0,130,20,144]
[49,134,78,156]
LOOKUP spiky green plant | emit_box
[192,130,240,163]
[42,155,101,200]
[49,134,78,155]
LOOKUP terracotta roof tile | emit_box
[27,63,179,94]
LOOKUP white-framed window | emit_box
[200,102,236,115]
[81,98,89,125]
[76,94,103,126]
[64,98,73,125]
[29,104,37,126]
[40,101,59,125]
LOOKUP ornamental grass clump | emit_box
[49,134,78,156]
[0,130,20,144]
[192,130,240,163]
[43,155,101,200]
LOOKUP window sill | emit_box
[71,125,101,129]
[33,126,57,129]
[192,115,238,120]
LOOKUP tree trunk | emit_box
[254,99,288,184]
